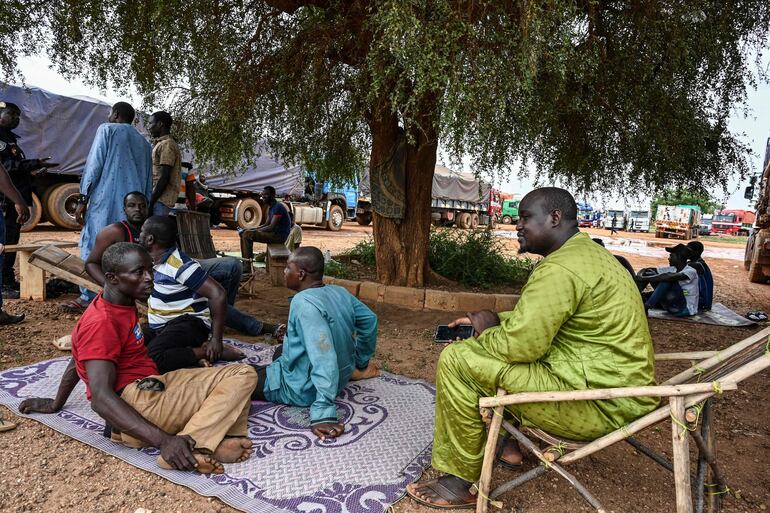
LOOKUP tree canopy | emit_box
[2,1,768,191]
[2,1,770,285]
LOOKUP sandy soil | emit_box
[1,224,769,513]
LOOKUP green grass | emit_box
[699,235,748,245]
[324,259,353,279]
[341,228,534,289]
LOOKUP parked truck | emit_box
[430,165,501,228]
[603,209,627,230]
[627,209,651,232]
[743,136,770,283]
[1,82,355,232]
[654,205,701,239]
[711,209,755,236]
[499,199,519,224]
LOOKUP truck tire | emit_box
[457,212,471,229]
[356,212,372,226]
[747,232,767,283]
[470,213,480,229]
[235,198,263,230]
[744,232,755,271]
[501,215,512,225]
[20,192,43,232]
[46,183,81,230]
[326,204,345,231]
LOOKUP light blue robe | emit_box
[78,123,152,301]
[263,285,378,424]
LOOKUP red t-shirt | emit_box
[71,293,159,400]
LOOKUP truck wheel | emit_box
[20,192,42,232]
[470,213,480,229]
[744,232,755,271]
[326,204,345,231]
[235,198,263,230]
[501,215,512,225]
[457,212,471,229]
[747,232,767,283]
[356,212,372,226]
[46,183,81,230]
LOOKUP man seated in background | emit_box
[285,212,303,251]
[251,247,379,441]
[85,192,261,335]
[239,186,291,272]
[686,240,714,310]
[636,244,699,317]
[140,216,282,373]
[19,243,256,474]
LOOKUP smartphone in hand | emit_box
[434,324,474,344]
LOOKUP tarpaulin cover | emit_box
[0,82,114,176]
[0,82,306,196]
[432,165,490,203]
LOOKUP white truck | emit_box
[603,210,626,230]
[627,210,650,232]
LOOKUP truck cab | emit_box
[712,209,755,236]
[627,210,650,232]
[603,210,626,230]
[500,199,519,224]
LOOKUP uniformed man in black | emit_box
[0,101,58,298]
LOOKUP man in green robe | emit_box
[407,188,658,508]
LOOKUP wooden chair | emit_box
[475,327,770,513]
[25,244,100,301]
[176,210,217,260]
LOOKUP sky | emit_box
[10,53,770,211]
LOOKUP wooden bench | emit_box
[25,245,100,301]
[266,244,291,287]
[1,243,80,301]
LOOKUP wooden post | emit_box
[19,250,46,301]
[671,396,693,513]
[476,389,505,513]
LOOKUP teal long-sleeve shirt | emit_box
[263,285,378,424]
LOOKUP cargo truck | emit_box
[711,209,755,236]
[430,165,501,228]
[654,205,701,239]
[1,82,355,232]
[627,210,651,232]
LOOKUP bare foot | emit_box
[157,452,225,474]
[498,438,523,467]
[220,344,246,361]
[213,437,253,463]
[351,361,379,381]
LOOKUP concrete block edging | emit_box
[323,276,519,312]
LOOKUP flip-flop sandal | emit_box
[755,311,768,321]
[51,335,72,351]
[0,419,17,433]
[406,477,476,510]
[746,312,762,322]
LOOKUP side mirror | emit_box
[744,186,755,200]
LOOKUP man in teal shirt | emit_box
[251,247,379,440]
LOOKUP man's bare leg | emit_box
[212,437,253,463]
[157,453,225,474]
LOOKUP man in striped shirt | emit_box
[140,216,280,373]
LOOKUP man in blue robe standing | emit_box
[68,102,152,311]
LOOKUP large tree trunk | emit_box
[368,107,438,287]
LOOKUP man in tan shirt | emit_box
[148,111,182,216]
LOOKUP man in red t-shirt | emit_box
[19,242,257,474]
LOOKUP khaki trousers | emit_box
[120,364,257,453]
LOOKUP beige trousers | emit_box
[120,364,257,453]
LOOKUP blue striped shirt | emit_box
[148,247,210,329]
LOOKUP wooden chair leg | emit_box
[476,388,506,513]
[671,396,693,513]
[19,250,46,301]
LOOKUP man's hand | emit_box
[311,422,345,441]
[158,434,198,471]
[205,337,223,363]
[14,203,30,224]
[75,203,86,225]
[18,397,60,414]
[448,317,474,340]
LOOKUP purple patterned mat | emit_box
[0,340,435,513]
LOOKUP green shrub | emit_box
[428,228,533,288]
[324,259,352,279]
[342,230,533,289]
[342,237,377,267]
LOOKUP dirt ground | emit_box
[1,224,769,513]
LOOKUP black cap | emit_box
[665,243,693,259]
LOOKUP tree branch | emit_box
[262,0,331,13]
